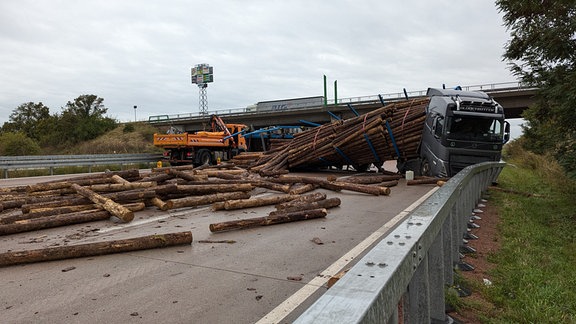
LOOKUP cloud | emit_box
[0,0,514,124]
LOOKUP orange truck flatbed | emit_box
[153,132,233,148]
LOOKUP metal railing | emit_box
[0,153,163,179]
[294,161,505,324]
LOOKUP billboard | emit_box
[191,64,214,85]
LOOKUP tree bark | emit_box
[0,231,193,267]
[269,197,341,216]
[275,192,327,210]
[168,191,251,209]
[407,177,450,185]
[71,184,134,222]
[209,209,327,232]
[222,194,299,210]
[176,183,253,195]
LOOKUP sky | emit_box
[0,0,517,124]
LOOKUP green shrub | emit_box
[0,132,41,155]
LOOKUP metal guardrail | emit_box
[0,153,163,179]
[148,81,529,123]
[295,161,505,324]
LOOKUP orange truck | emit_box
[153,115,248,166]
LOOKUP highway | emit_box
[0,169,436,324]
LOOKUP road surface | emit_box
[1,170,436,324]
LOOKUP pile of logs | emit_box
[249,98,430,175]
[0,165,401,238]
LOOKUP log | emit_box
[168,169,209,182]
[168,191,251,209]
[333,182,391,196]
[222,194,299,211]
[0,231,193,267]
[269,197,341,216]
[176,183,253,195]
[336,174,402,184]
[275,192,327,210]
[148,197,174,211]
[0,210,111,236]
[288,183,317,195]
[209,209,327,232]
[88,181,156,192]
[407,177,450,185]
[71,184,134,222]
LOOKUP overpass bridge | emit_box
[148,82,536,131]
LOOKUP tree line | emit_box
[0,95,117,155]
[497,0,576,176]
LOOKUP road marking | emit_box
[96,209,206,234]
[255,187,439,324]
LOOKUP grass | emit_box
[466,139,576,323]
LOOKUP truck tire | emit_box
[196,149,213,166]
[420,158,431,177]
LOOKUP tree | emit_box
[1,102,51,141]
[497,0,576,175]
[58,95,117,145]
[0,132,42,156]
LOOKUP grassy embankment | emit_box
[459,139,576,323]
[4,122,162,178]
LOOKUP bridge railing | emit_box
[294,161,505,324]
[0,153,163,179]
[148,81,529,124]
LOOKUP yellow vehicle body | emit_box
[152,117,248,166]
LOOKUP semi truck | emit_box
[153,115,248,166]
[399,87,510,177]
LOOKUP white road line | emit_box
[96,209,205,234]
[255,187,439,324]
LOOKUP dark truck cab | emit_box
[405,87,510,177]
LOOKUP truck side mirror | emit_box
[503,121,511,143]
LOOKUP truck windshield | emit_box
[446,116,504,142]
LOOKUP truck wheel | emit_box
[420,158,431,177]
[197,149,213,166]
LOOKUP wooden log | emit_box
[71,184,134,222]
[333,182,392,196]
[176,183,253,195]
[168,191,251,209]
[209,209,327,232]
[250,180,291,193]
[380,180,399,187]
[87,181,157,192]
[269,197,341,216]
[407,177,450,185]
[168,169,209,182]
[148,197,174,211]
[275,175,343,191]
[222,194,299,211]
[275,192,327,209]
[0,210,110,236]
[288,183,317,195]
[210,201,226,211]
[0,231,193,267]
[336,174,402,184]
[111,174,130,184]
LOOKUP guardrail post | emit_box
[405,253,430,323]
[428,229,446,322]
[3,169,7,179]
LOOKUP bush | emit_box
[0,132,42,155]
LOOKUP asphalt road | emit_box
[0,171,435,324]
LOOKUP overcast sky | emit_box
[0,0,516,124]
